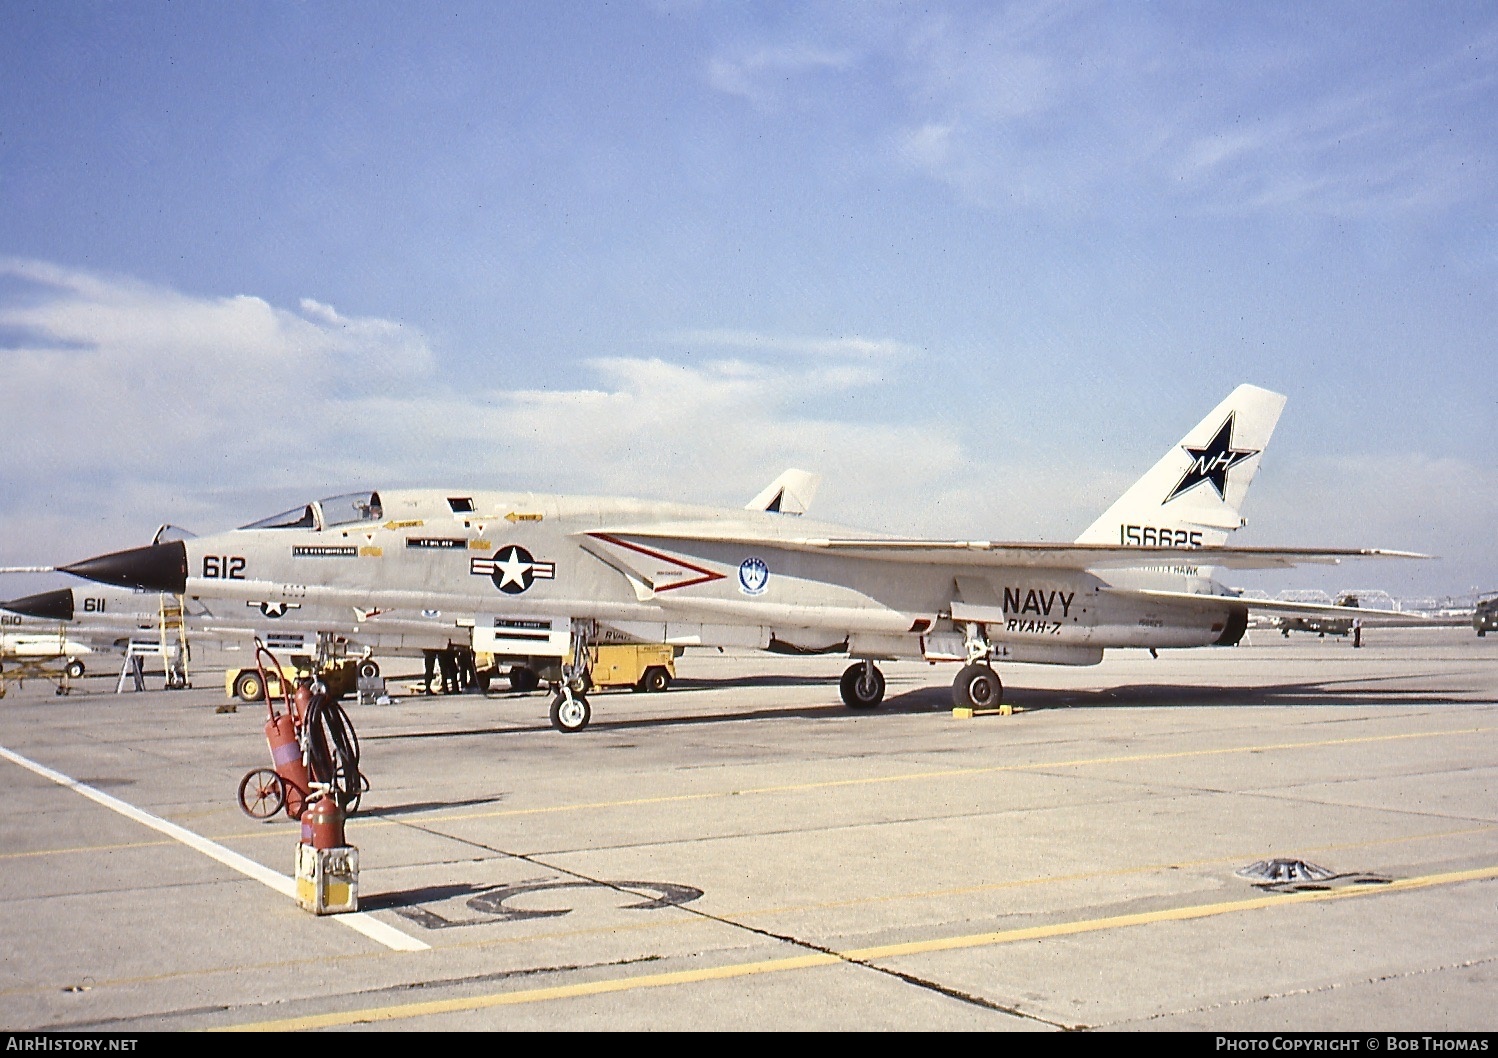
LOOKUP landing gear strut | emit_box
[840,660,885,709]
[549,619,594,733]
[950,621,1003,710]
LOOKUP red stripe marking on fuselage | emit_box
[589,533,727,592]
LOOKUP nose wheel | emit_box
[549,689,591,732]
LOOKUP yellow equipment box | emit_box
[508,643,677,694]
[586,643,676,691]
[226,658,358,703]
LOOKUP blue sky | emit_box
[1,1,1494,602]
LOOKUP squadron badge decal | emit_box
[1164,413,1260,503]
[738,557,770,596]
[471,545,556,595]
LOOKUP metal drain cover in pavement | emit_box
[1235,858,1338,885]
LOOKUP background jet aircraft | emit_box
[1248,592,1458,638]
[58,384,1424,732]
[0,580,496,684]
[0,579,168,680]
[0,616,96,681]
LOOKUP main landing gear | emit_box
[840,660,885,709]
[837,641,1005,713]
[949,622,1003,710]
[951,662,1002,710]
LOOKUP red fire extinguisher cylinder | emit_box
[293,680,313,725]
[265,712,310,819]
[301,792,347,849]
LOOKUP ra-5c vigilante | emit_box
[57,385,1425,731]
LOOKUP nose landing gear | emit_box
[549,689,592,732]
[548,619,594,733]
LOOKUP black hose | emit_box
[302,686,367,811]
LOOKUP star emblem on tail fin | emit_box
[1164,413,1260,503]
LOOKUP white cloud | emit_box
[898,121,956,172]
[879,6,1498,217]
[1,261,1486,599]
[0,258,434,489]
[666,329,915,360]
[0,262,964,563]
[707,43,853,108]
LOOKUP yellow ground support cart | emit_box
[586,643,676,692]
[227,656,359,703]
[505,643,676,694]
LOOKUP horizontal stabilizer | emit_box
[1104,587,1439,622]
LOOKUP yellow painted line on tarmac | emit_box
[408,725,1496,826]
[737,823,1498,920]
[844,863,1498,962]
[222,862,1498,1031]
[222,951,844,1031]
[0,837,179,860]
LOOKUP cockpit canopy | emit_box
[238,491,383,532]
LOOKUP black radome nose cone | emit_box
[0,588,75,621]
[61,540,187,594]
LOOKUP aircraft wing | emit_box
[1106,588,1446,623]
[593,525,1429,571]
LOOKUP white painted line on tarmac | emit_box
[0,743,428,952]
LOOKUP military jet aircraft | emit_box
[0,615,96,681]
[0,580,459,670]
[56,384,1424,732]
[5,471,825,694]
[0,573,177,680]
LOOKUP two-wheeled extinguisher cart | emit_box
[236,640,366,821]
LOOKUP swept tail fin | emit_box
[746,469,821,516]
[1076,384,1286,546]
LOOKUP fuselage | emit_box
[98,487,1246,668]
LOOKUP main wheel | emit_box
[952,663,1002,710]
[356,659,380,680]
[638,666,671,693]
[234,670,265,703]
[237,768,286,820]
[509,666,541,693]
[64,659,86,679]
[839,662,885,709]
[549,691,591,733]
